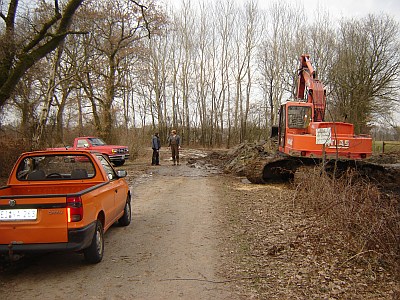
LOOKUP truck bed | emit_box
[0,182,104,198]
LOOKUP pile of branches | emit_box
[186,142,272,175]
[223,142,267,176]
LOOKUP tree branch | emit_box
[129,0,151,38]
[0,0,85,107]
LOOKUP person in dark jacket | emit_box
[151,132,161,165]
[167,129,181,165]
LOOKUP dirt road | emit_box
[0,159,237,300]
[125,165,235,299]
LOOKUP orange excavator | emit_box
[246,54,373,183]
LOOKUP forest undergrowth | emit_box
[293,166,400,279]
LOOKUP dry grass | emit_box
[294,166,400,277]
[0,136,31,179]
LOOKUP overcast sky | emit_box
[164,0,400,22]
[297,0,400,21]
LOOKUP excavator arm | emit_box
[296,55,326,122]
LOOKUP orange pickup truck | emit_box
[0,150,131,264]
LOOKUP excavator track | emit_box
[244,158,271,184]
[245,155,305,183]
[245,154,400,193]
[328,160,400,193]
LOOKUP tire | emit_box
[118,196,131,226]
[113,160,125,167]
[83,220,104,264]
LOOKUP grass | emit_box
[373,140,400,154]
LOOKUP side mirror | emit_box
[116,170,127,178]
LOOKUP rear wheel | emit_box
[118,196,131,226]
[83,220,104,264]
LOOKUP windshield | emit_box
[16,154,96,181]
[88,138,106,146]
[287,106,312,129]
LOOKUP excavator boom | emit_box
[297,54,326,122]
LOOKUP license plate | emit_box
[0,209,38,221]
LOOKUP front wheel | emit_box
[118,196,131,226]
[113,160,125,167]
[83,220,104,264]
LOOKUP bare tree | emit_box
[174,0,196,144]
[73,0,157,142]
[258,2,305,132]
[230,0,261,143]
[11,62,49,140]
[32,39,66,148]
[145,24,170,139]
[193,1,212,146]
[330,15,400,133]
[213,0,236,147]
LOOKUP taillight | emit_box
[67,196,83,222]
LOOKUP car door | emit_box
[96,155,126,227]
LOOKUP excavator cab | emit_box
[278,101,313,149]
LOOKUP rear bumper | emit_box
[0,221,96,254]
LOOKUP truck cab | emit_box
[74,137,129,166]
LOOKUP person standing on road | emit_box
[151,132,161,165]
[167,129,181,165]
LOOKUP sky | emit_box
[297,0,400,21]
[164,0,400,22]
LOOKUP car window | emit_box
[77,139,89,148]
[89,138,106,146]
[96,154,117,180]
[16,154,96,181]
